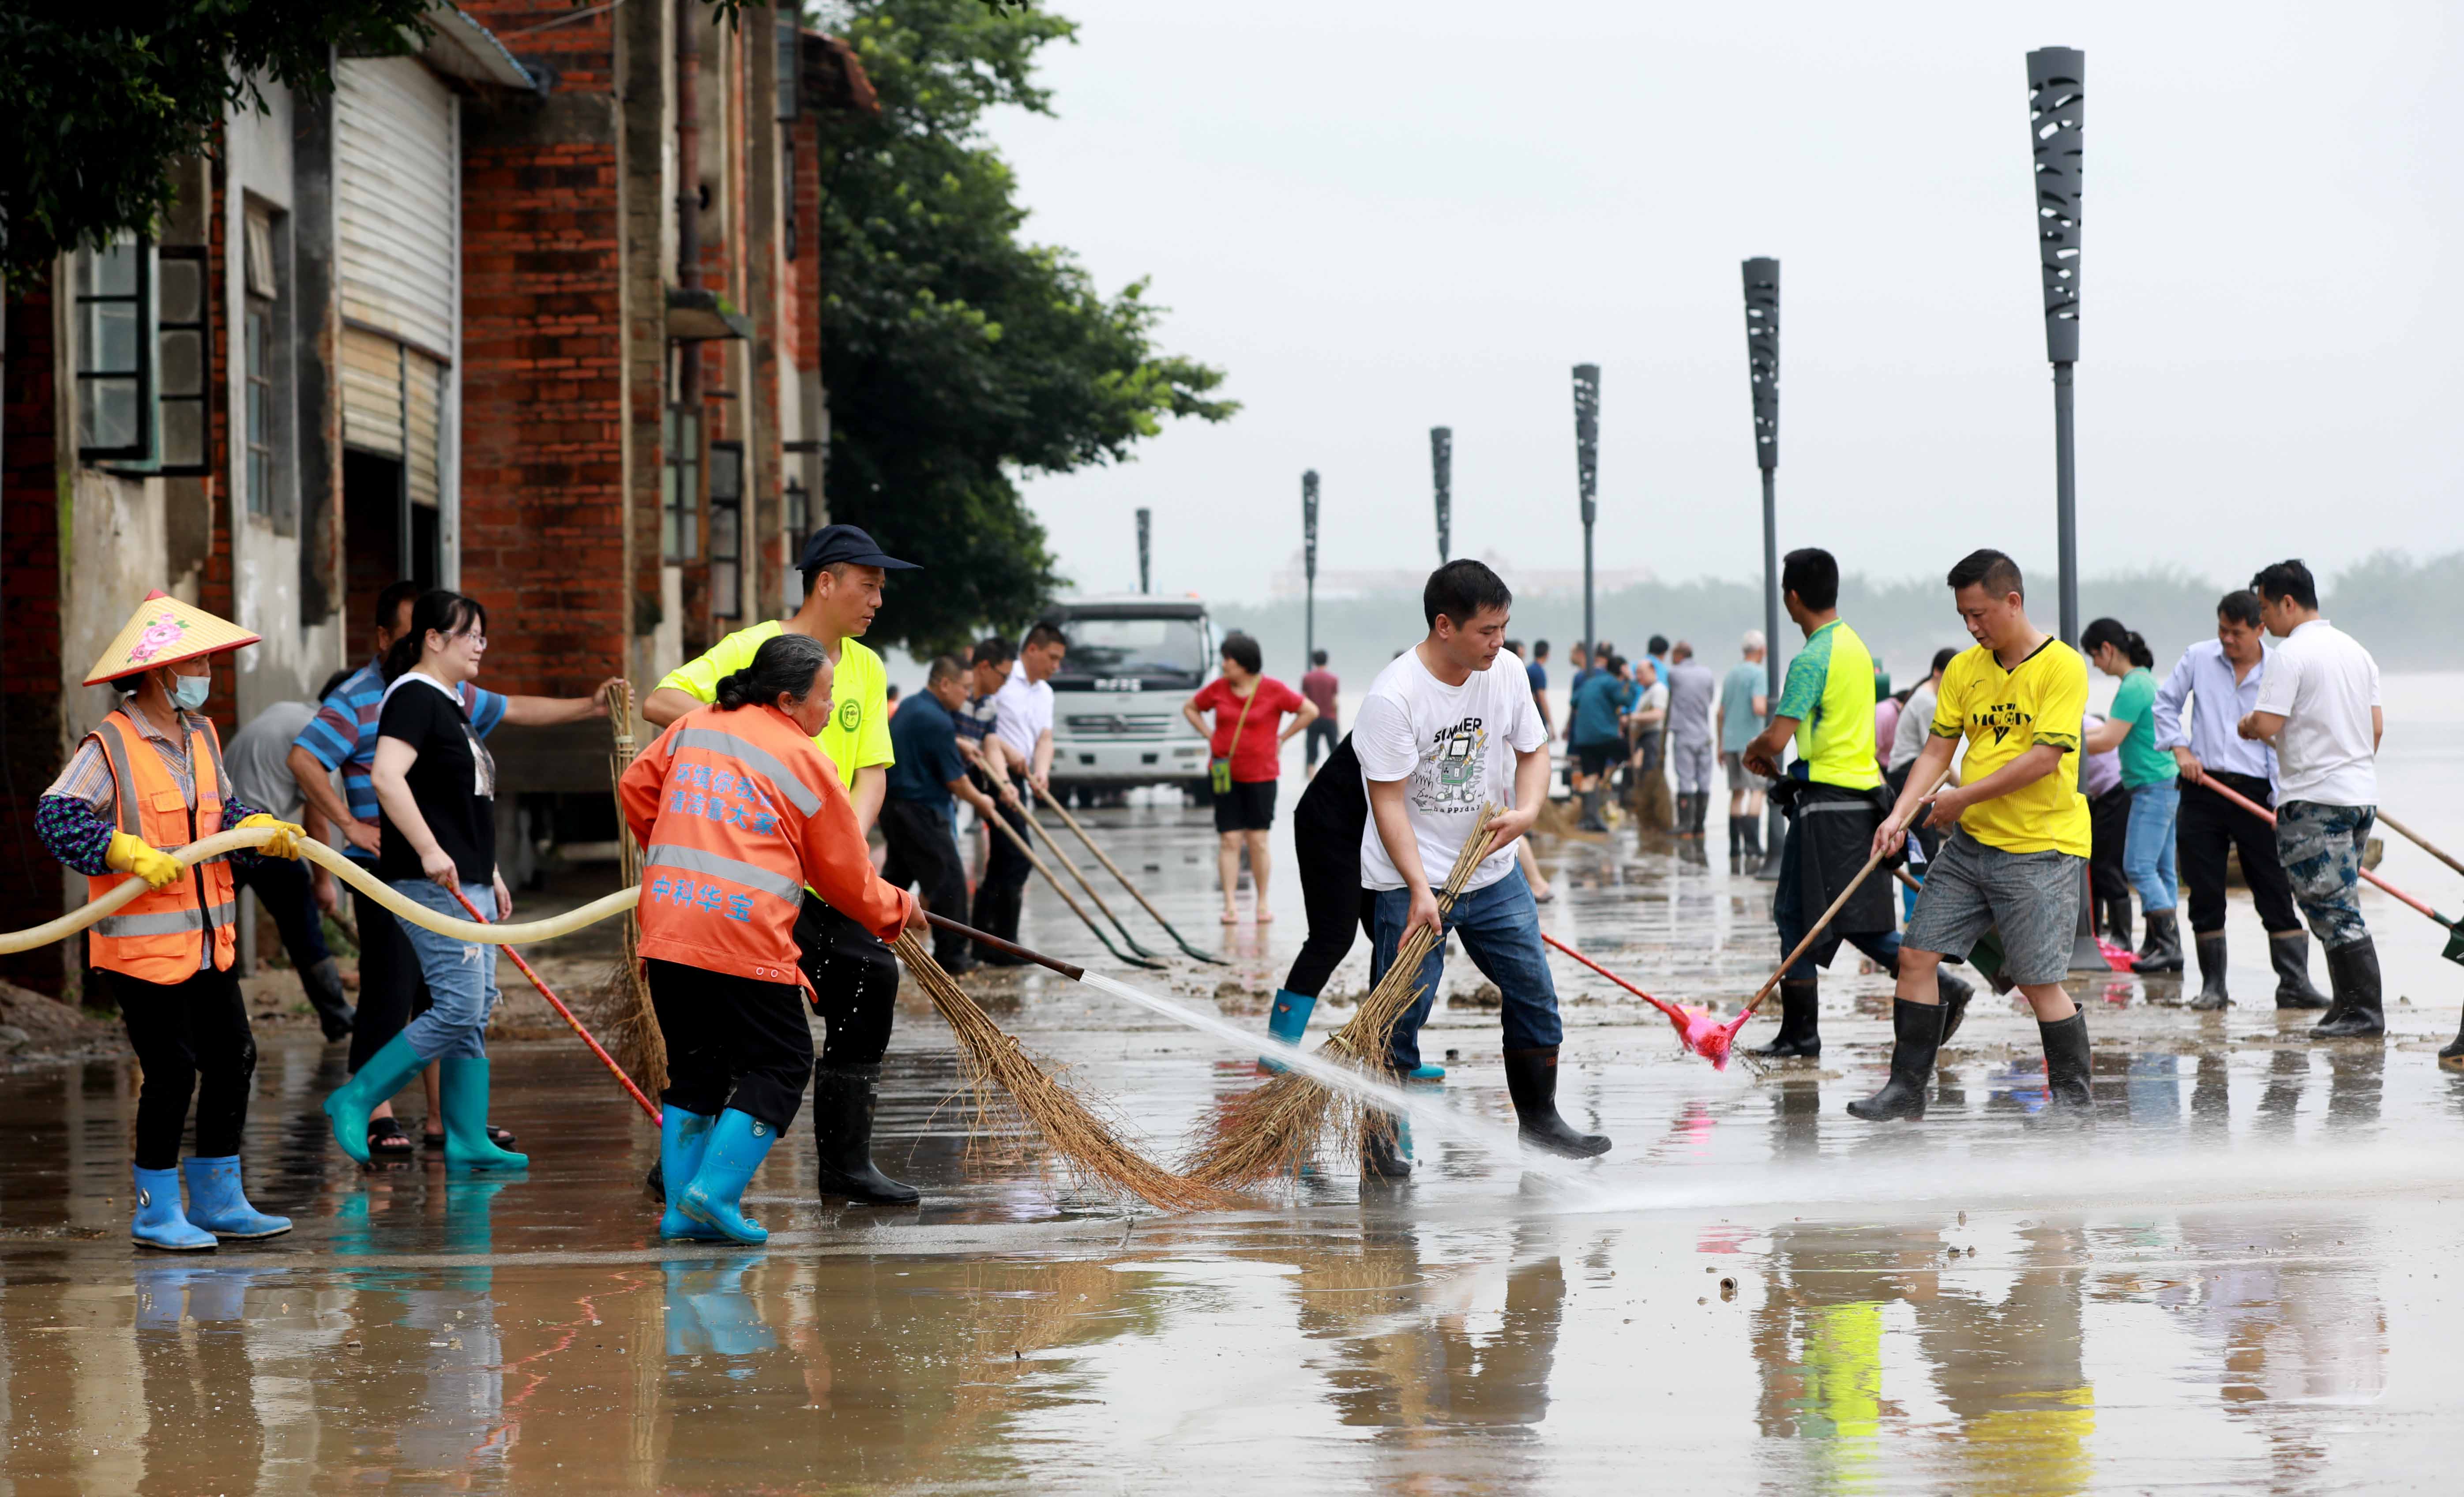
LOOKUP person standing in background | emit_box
[1526,640,1553,738]
[1626,655,1670,832]
[2079,708,2131,950]
[1567,653,1632,833]
[1720,630,1771,866]
[881,656,1010,975]
[2082,618,2184,974]
[1664,642,1719,842]
[1566,642,1596,700]
[971,621,1066,959]
[2237,560,2386,1042]
[2152,590,2328,1012]
[1300,650,1340,779]
[1183,632,1316,925]
[955,637,1019,885]
[222,687,354,1040]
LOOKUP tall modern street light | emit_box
[1570,365,1600,668]
[1136,507,1152,594]
[1430,426,1453,563]
[2027,46,2085,645]
[1740,259,1787,879]
[1301,470,1320,670]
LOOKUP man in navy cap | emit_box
[646,523,927,1205]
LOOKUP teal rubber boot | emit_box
[1261,989,1315,1072]
[679,1109,779,1245]
[1407,1061,1446,1081]
[180,1156,291,1239]
[658,1106,723,1240]
[323,1031,429,1165]
[438,1056,529,1171]
[131,1165,215,1251]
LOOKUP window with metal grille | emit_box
[661,406,701,562]
[245,304,275,516]
[709,440,744,619]
[155,247,209,475]
[75,234,152,461]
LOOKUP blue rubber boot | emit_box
[1407,1062,1446,1082]
[323,1031,428,1166]
[658,1107,723,1240]
[1260,989,1315,1072]
[130,1165,215,1251]
[678,1109,778,1245]
[180,1156,292,1239]
[438,1056,529,1171]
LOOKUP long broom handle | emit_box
[923,911,1084,981]
[1741,777,1947,1017]
[441,884,664,1125]
[2192,775,2455,927]
[2374,809,2464,882]
[1039,794,1223,961]
[1015,805,1159,955]
[981,804,1165,969]
[1541,932,1684,1025]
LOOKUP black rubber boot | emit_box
[2269,931,2330,1009]
[1360,1109,1412,1179]
[2103,897,2133,951]
[2440,1010,2464,1072]
[811,1063,921,1204]
[1577,785,1608,834]
[1502,1047,1611,1157]
[1739,816,1763,860]
[2039,1011,2093,1110]
[1845,1001,1943,1121]
[1752,978,1822,1059]
[303,957,356,1041]
[2132,910,2184,974]
[1727,820,1743,863]
[2188,931,2231,1011]
[2308,938,2385,1040]
[1936,968,1976,1044]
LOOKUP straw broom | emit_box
[892,930,1240,1213]
[1186,805,1498,1188]
[590,680,668,1095]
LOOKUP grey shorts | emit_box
[1722,751,1755,793]
[1904,828,2084,987]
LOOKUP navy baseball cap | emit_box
[797,523,919,573]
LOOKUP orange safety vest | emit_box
[83,707,238,983]
[618,701,914,993]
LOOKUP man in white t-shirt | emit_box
[970,621,1067,958]
[2237,558,2386,1041]
[1357,560,1610,1165]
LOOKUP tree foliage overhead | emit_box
[0,4,432,285]
[815,0,1236,654]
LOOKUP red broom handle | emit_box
[443,884,664,1124]
[1541,932,1685,1024]
[2190,775,2453,926]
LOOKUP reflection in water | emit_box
[135,1263,269,1496]
[665,1258,775,1363]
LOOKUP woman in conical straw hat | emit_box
[36,591,312,1251]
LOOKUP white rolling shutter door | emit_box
[335,58,457,355]
[340,327,403,456]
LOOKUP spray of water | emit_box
[1075,973,1596,1187]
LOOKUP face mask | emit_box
[169,674,211,712]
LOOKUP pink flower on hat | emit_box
[127,612,188,663]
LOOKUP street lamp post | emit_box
[1740,258,1787,879]
[1570,365,1599,670]
[1136,507,1151,594]
[2027,46,2085,646]
[1430,426,1453,563]
[1301,471,1319,671]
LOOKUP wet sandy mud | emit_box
[4,773,2461,1493]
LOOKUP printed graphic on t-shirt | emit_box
[465,722,497,800]
[1969,699,2033,747]
[838,698,862,736]
[1412,716,1489,813]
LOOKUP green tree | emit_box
[815,0,1235,653]
[0,5,432,285]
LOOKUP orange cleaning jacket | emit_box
[619,701,914,991]
[84,708,239,983]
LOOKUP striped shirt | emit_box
[292,658,506,860]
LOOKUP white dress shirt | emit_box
[2251,619,2380,807]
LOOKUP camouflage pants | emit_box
[2273,799,2375,952]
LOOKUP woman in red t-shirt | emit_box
[1181,632,1317,924]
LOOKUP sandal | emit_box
[423,1123,519,1150]
[367,1116,415,1158]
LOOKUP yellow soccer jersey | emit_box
[1929,637,2091,857]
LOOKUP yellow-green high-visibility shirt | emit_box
[656,621,893,787]
[1772,618,1882,791]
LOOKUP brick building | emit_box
[0,4,875,993]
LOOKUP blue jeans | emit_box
[1773,813,1902,982]
[1370,866,1562,1073]
[389,879,501,1062]
[2123,780,2181,914]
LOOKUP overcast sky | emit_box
[980,1,2460,606]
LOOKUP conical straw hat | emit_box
[83,590,261,686]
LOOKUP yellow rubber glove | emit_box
[105,831,186,891]
[235,813,307,860]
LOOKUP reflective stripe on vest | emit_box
[671,728,825,816]
[83,709,237,983]
[642,843,805,905]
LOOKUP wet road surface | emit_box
[4,694,2461,1494]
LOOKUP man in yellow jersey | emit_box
[643,524,924,1204]
[1744,547,1970,1061]
[1853,549,2093,1121]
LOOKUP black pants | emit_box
[230,855,331,972]
[795,893,901,1067]
[346,885,426,1074]
[116,965,255,1170]
[879,797,971,965]
[2088,786,2132,906]
[969,791,1033,949]
[1304,717,1338,769]
[2180,772,2302,935]
[1283,816,1374,999]
[646,959,815,1130]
